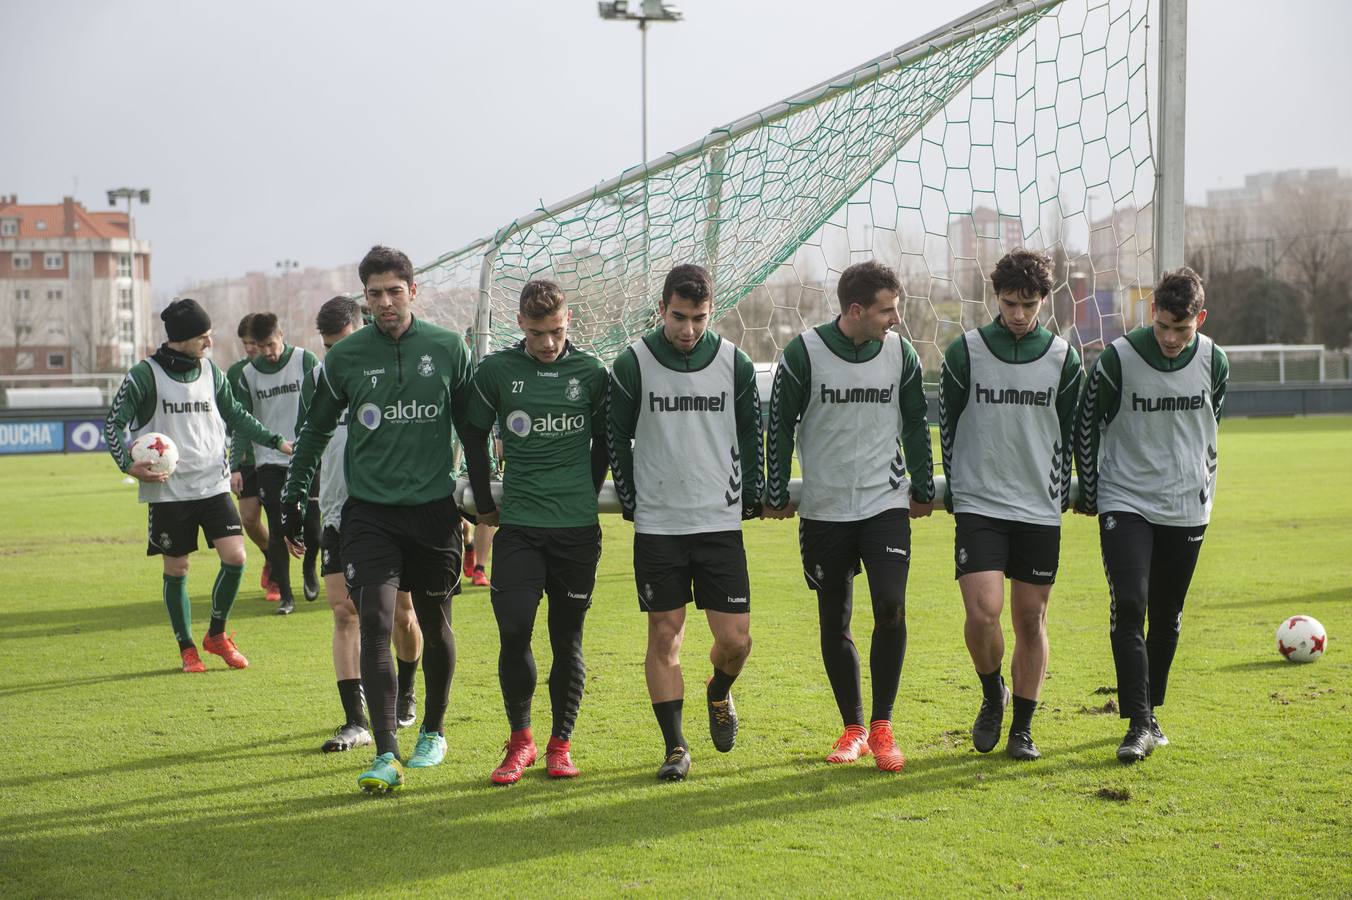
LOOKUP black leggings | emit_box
[817,557,908,726]
[493,590,588,741]
[353,582,456,756]
[1099,512,1207,720]
[257,464,318,600]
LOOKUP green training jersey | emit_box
[282,317,473,508]
[466,340,607,528]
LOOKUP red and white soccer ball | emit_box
[130,432,179,476]
[1276,615,1327,663]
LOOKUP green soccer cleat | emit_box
[406,728,447,768]
[357,752,404,794]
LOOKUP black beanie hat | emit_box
[161,298,212,342]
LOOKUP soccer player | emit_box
[608,263,763,782]
[301,297,425,753]
[224,313,276,599]
[232,313,320,615]
[764,260,935,772]
[281,245,474,794]
[939,248,1083,760]
[104,298,291,672]
[1074,266,1228,763]
[462,279,609,784]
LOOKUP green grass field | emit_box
[1,417,1349,897]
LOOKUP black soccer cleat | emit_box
[397,691,417,729]
[277,596,295,616]
[708,691,739,753]
[322,722,373,753]
[1149,714,1169,747]
[303,568,319,601]
[1006,730,1041,761]
[972,681,1010,753]
[1117,723,1157,763]
[657,746,691,782]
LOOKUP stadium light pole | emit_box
[276,258,299,332]
[107,187,150,368]
[597,0,683,166]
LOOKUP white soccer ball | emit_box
[1276,615,1327,663]
[131,432,179,476]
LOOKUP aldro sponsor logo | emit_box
[355,399,442,431]
[648,391,726,412]
[1131,390,1207,412]
[161,399,212,415]
[254,381,300,401]
[505,409,586,439]
[974,383,1052,406]
[819,384,894,404]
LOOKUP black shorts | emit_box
[800,508,911,591]
[340,496,462,598]
[634,530,750,614]
[954,513,1060,584]
[147,492,242,557]
[490,523,602,610]
[320,525,344,577]
[236,465,260,500]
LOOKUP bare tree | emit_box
[1272,181,1352,347]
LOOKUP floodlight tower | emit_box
[598,0,683,164]
[107,187,150,366]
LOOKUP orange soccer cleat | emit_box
[491,731,538,785]
[826,724,871,764]
[867,720,906,773]
[180,646,207,673]
[202,631,250,669]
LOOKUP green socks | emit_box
[209,562,245,636]
[163,574,193,649]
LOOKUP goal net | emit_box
[417,0,1159,385]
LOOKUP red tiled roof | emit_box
[0,197,132,240]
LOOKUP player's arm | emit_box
[733,349,764,519]
[447,333,475,439]
[214,364,287,456]
[296,365,319,435]
[281,366,342,507]
[898,337,936,515]
[1212,344,1229,424]
[104,362,157,478]
[1073,344,1121,515]
[461,359,500,523]
[1056,345,1085,512]
[606,348,641,521]
[938,336,970,513]
[228,365,256,472]
[589,367,610,495]
[764,336,807,518]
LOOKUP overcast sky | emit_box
[3,0,1348,298]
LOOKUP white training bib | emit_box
[134,358,230,503]
[1097,334,1218,526]
[241,349,305,467]
[951,329,1068,525]
[631,337,742,535]
[796,329,911,521]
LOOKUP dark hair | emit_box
[661,263,713,306]
[837,261,900,312]
[236,313,257,338]
[1153,266,1205,319]
[247,312,281,343]
[358,245,414,287]
[519,280,566,318]
[990,248,1054,300]
[315,297,364,336]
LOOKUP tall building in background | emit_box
[0,195,152,374]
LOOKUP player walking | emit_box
[281,246,473,794]
[608,264,763,782]
[764,260,935,772]
[939,249,1083,760]
[1074,266,1228,763]
[301,297,425,753]
[232,313,320,615]
[224,313,275,599]
[462,280,609,784]
[104,299,291,672]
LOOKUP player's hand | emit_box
[909,499,935,519]
[762,502,796,520]
[742,500,763,521]
[477,508,500,527]
[278,440,295,455]
[284,537,305,558]
[128,460,169,484]
[280,498,306,550]
[230,471,243,495]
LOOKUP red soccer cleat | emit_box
[202,631,250,669]
[265,581,281,602]
[545,737,579,778]
[180,646,206,673]
[462,546,476,579]
[491,731,538,785]
[826,724,871,764]
[867,720,905,773]
[260,562,271,591]
[471,567,490,588]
